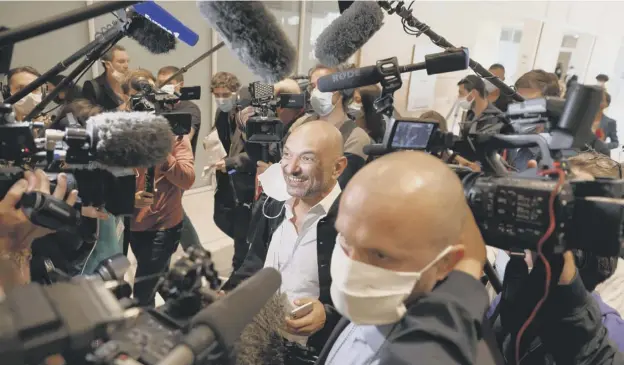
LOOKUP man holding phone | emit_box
[221,121,347,352]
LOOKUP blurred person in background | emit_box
[46,73,83,120]
[596,74,609,88]
[353,85,386,143]
[485,63,511,112]
[210,72,255,272]
[157,66,203,252]
[122,69,195,306]
[457,75,504,139]
[592,90,618,150]
[83,45,129,111]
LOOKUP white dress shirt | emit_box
[326,323,394,365]
[264,183,341,307]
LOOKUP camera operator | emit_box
[222,121,347,352]
[83,45,130,111]
[289,64,371,188]
[4,66,53,134]
[457,75,504,139]
[156,66,202,252]
[210,72,256,271]
[0,170,78,285]
[486,64,511,113]
[122,69,196,306]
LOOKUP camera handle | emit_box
[373,57,402,118]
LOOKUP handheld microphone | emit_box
[83,111,174,168]
[158,267,282,365]
[197,1,296,83]
[317,48,469,92]
[132,1,199,47]
[314,1,384,67]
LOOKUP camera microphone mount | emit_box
[377,0,524,102]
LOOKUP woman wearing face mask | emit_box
[6,66,45,122]
[288,64,371,188]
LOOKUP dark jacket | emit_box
[600,115,619,150]
[461,102,505,138]
[222,193,342,352]
[488,273,624,365]
[315,271,495,365]
[213,110,256,239]
[82,73,122,111]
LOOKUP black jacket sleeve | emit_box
[338,153,366,189]
[82,79,97,105]
[224,152,256,174]
[379,271,490,365]
[607,119,619,149]
[220,195,273,291]
[540,271,624,365]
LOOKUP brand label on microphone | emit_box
[332,68,361,82]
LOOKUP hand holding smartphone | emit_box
[289,301,314,319]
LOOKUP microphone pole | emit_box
[377,1,524,102]
[158,42,225,87]
[5,20,127,105]
[24,32,125,122]
[0,1,139,47]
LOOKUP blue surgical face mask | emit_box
[216,97,234,112]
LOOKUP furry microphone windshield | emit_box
[126,12,177,54]
[86,111,173,168]
[314,1,384,67]
[197,1,296,83]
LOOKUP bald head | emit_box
[282,121,347,200]
[336,151,469,286]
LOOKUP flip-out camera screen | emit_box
[390,120,436,150]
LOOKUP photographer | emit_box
[457,75,504,138]
[211,72,256,271]
[122,69,196,306]
[0,170,78,285]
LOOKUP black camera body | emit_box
[382,84,622,256]
[129,82,201,136]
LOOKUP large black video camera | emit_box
[0,105,135,218]
[241,81,305,149]
[129,79,201,136]
[384,84,623,257]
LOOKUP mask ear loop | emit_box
[262,197,285,219]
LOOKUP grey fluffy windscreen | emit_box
[229,294,286,365]
[197,1,296,83]
[127,12,177,54]
[314,1,384,67]
[87,111,173,168]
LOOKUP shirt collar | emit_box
[284,182,341,219]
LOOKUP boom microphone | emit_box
[84,111,174,167]
[197,1,296,83]
[158,267,282,365]
[317,48,469,92]
[314,1,384,67]
[126,11,177,54]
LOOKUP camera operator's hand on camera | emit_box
[81,206,109,220]
[236,106,255,128]
[454,210,487,280]
[257,161,272,175]
[135,191,154,209]
[0,170,78,251]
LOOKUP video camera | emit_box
[128,79,201,136]
[384,84,623,257]
[241,81,305,147]
[0,105,135,218]
[0,248,283,365]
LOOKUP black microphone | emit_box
[363,143,389,156]
[314,1,384,67]
[158,268,282,365]
[317,48,469,92]
[197,1,296,83]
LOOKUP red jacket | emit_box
[132,136,195,231]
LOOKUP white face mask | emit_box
[216,97,234,112]
[310,88,336,116]
[161,84,177,95]
[347,102,363,119]
[330,237,453,325]
[458,94,473,110]
[258,162,291,202]
[484,80,498,93]
[14,92,42,115]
